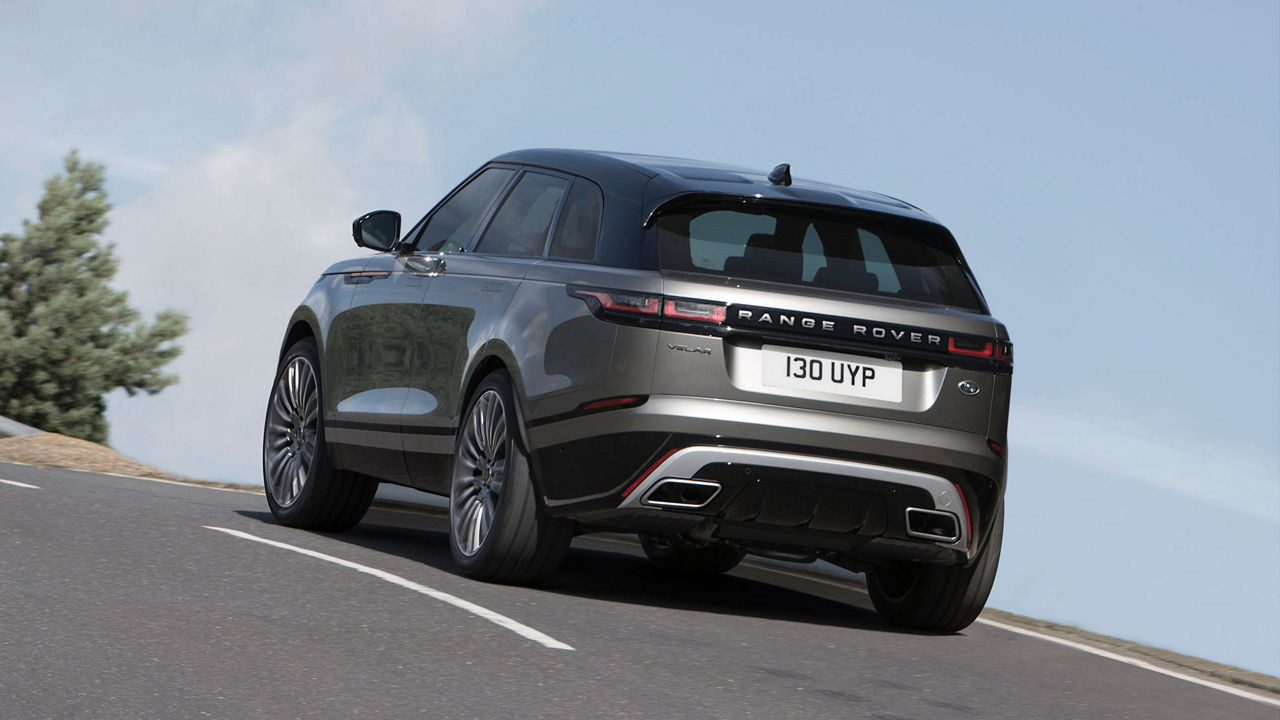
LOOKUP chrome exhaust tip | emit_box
[905,507,961,543]
[640,479,722,509]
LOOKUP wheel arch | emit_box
[459,341,539,488]
[279,308,323,361]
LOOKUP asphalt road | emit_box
[1,462,1274,720]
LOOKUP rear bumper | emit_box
[526,394,1006,565]
[619,446,970,553]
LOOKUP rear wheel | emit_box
[639,534,745,574]
[867,505,1003,633]
[263,338,376,531]
[448,370,572,585]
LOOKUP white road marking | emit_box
[593,534,1279,708]
[8,465,1267,701]
[70,468,259,494]
[204,526,574,651]
[976,618,1280,708]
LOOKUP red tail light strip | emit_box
[952,482,972,542]
[621,447,682,498]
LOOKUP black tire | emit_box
[867,505,1004,633]
[263,337,376,531]
[639,533,746,574]
[448,370,572,585]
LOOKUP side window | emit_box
[473,172,569,256]
[416,167,515,253]
[548,180,603,261]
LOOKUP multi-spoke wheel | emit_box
[451,389,508,556]
[262,337,376,531]
[265,354,319,508]
[448,370,572,584]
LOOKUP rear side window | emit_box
[474,172,569,256]
[416,167,515,252]
[657,205,984,311]
[548,180,603,261]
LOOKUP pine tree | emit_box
[0,151,188,443]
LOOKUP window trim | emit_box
[466,167,575,258]
[401,163,521,252]
[543,177,605,263]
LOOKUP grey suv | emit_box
[263,149,1012,632]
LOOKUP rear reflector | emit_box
[581,396,646,412]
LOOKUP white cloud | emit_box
[99,1,547,481]
[105,116,369,481]
[1012,400,1280,522]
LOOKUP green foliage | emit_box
[0,151,188,443]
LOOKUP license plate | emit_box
[761,345,903,403]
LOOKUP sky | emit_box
[1,1,1277,675]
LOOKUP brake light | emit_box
[947,336,993,358]
[663,298,726,323]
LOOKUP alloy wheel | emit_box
[264,356,319,508]
[451,389,508,556]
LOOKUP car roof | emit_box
[489,148,941,225]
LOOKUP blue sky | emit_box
[1,1,1277,675]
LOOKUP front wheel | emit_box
[867,505,1003,633]
[263,337,375,531]
[448,370,572,585]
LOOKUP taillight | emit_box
[663,298,726,323]
[947,336,993,357]
[570,287,726,330]
[995,342,1013,363]
[569,289,661,316]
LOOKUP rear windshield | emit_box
[656,204,985,311]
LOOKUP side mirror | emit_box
[352,210,401,251]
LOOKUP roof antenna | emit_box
[768,163,792,186]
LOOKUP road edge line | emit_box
[976,618,1280,708]
[0,477,40,489]
[203,525,574,652]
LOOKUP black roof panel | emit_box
[490,148,938,225]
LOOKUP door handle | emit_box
[405,256,445,276]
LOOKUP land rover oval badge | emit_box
[958,380,981,396]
